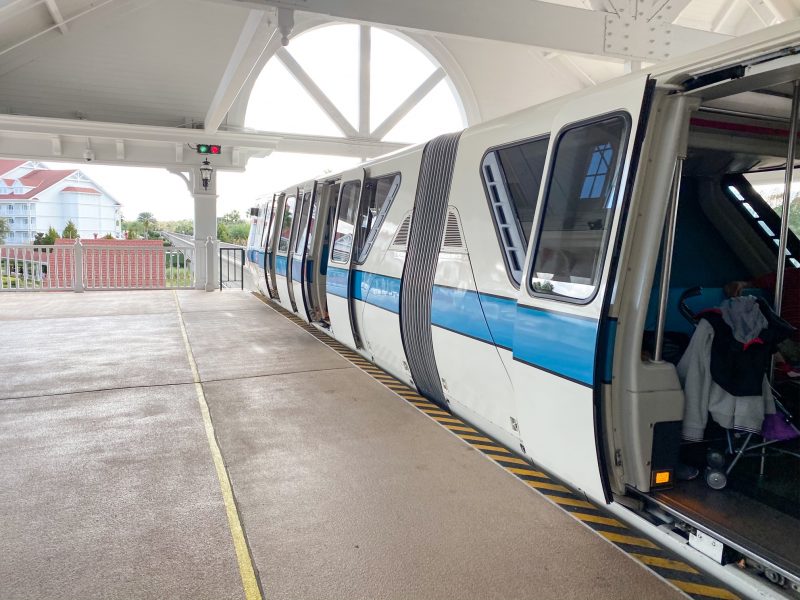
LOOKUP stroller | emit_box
[676,287,800,490]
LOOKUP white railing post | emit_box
[73,240,84,293]
[205,237,216,291]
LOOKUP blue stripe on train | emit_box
[512,306,598,386]
[326,265,349,298]
[289,257,315,283]
[353,270,400,313]
[328,268,598,386]
[292,257,302,282]
[275,255,288,276]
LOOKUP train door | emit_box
[311,180,339,325]
[261,196,278,298]
[265,193,283,300]
[275,191,298,312]
[291,184,315,322]
[325,168,365,349]
[512,75,653,501]
[300,181,327,322]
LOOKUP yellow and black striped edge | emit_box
[254,293,741,600]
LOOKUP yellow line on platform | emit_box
[630,554,698,574]
[571,512,626,528]
[549,496,595,509]
[669,580,740,599]
[174,292,263,600]
[599,531,659,549]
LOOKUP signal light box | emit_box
[196,144,222,155]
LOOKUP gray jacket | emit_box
[677,319,774,441]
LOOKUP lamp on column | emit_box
[199,158,213,191]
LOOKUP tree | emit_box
[228,222,251,245]
[137,212,157,234]
[123,219,145,240]
[0,217,8,244]
[62,220,79,239]
[33,227,59,245]
[102,233,115,240]
[220,210,242,226]
[217,220,231,242]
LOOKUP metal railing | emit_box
[0,241,195,291]
[219,247,244,290]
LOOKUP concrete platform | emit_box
[0,290,685,600]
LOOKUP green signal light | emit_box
[196,144,221,155]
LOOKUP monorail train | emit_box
[247,20,800,597]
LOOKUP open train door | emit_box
[325,168,365,350]
[262,194,279,299]
[512,74,654,502]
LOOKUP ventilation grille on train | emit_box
[391,213,412,249]
[441,208,466,251]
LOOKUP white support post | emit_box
[190,167,218,291]
[204,237,216,292]
[73,240,84,293]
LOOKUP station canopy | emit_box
[0,0,797,171]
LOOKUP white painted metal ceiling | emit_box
[0,0,797,169]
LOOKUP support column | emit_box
[191,167,218,291]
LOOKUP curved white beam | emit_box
[205,9,278,134]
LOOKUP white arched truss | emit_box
[227,18,477,152]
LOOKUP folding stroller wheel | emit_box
[706,449,726,469]
[705,468,727,490]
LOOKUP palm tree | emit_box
[137,212,157,234]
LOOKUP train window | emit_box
[261,199,275,249]
[481,137,549,285]
[305,198,318,253]
[278,195,297,253]
[530,115,629,302]
[294,192,313,254]
[331,181,362,263]
[354,173,401,263]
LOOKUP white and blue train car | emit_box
[247,20,800,597]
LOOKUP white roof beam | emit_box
[761,0,799,21]
[43,0,68,34]
[711,0,748,33]
[582,0,617,13]
[0,0,115,58]
[358,24,370,137]
[220,0,731,60]
[276,47,359,137]
[543,52,597,88]
[205,9,278,134]
[370,68,445,140]
[647,0,692,22]
[743,0,778,26]
[0,113,405,165]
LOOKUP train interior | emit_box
[639,80,800,581]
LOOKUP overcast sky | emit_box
[47,26,463,223]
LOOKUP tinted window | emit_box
[482,137,549,284]
[294,192,313,253]
[305,193,319,252]
[355,174,400,263]
[278,195,296,253]
[261,199,275,249]
[332,181,361,263]
[530,116,628,301]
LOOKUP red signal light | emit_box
[196,144,222,155]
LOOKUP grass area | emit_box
[165,266,193,288]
